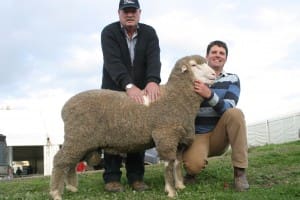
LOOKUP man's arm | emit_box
[194,74,240,115]
[206,74,240,114]
[101,26,132,89]
[145,28,161,85]
[144,26,161,102]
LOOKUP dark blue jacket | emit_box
[101,21,161,91]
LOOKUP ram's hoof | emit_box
[49,190,62,200]
[167,191,177,198]
[175,182,186,190]
[66,184,78,192]
[165,185,177,198]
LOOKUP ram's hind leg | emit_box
[164,160,177,198]
[50,144,85,200]
[65,166,78,192]
[63,146,91,193]
[50,149,71,200]
[50,166,65,200]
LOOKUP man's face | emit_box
[118,8,141,28]
[206,45,227,70]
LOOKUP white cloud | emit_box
[61,46,100,72]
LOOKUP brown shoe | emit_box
[131,181,149,191]
[104,182,124,192]
[184,174,197,185]
[234,167,249,191]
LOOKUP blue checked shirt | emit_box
[195,71,240,134]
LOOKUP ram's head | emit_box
[181,55,216,86]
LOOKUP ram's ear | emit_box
[181,64,188,73]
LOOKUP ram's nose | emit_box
[209,72,217,80]
[211,72,217,78]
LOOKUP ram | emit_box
[50,55,216,200]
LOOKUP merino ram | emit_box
[50,55,216,200]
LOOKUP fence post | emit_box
[266,120,271,144]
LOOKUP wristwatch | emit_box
[125,83,134,90]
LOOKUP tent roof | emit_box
[0,109,63,146]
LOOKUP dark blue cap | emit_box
[119,0,140,10]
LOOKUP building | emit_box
[0,109,61,176]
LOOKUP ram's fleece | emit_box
[50,55,216,200]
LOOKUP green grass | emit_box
[0,140,299,200]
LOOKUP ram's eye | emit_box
[189,60,198,67]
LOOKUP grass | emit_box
[0,140,299,200]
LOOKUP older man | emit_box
[100,0,161,192]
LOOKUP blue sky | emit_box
[1,0,300,141]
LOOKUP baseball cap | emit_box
[119,0,140,10]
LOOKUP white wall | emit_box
[44,143,60,176]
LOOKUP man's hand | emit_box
[144,82,160,102]
[194,80,211,98]
[126,85,144,104]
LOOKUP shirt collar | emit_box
[219,70,228,77]
[120,23,139,34]
[215,71,228,80]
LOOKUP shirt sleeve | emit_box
[207,74,240,114]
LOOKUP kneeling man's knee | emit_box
[184,159,208,175]
[225,108,244,119]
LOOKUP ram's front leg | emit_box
[174,145,186,190]
[174,159,185,190]
[164,160,177,198]
[152,127,185,197]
